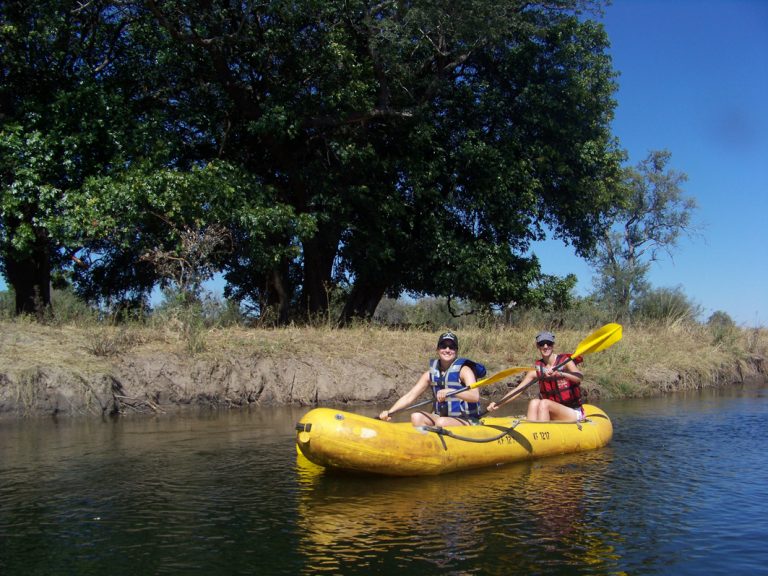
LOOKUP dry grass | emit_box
[1,318,765,398]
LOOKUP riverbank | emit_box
[0,319,765,418]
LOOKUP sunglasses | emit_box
[438,342,457,350]
[537,341,554,348]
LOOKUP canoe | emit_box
[295,404,613,476]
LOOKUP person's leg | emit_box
[411,411,437,426]
[544,400,580,422]
[434,416,471,426]
[527,399,541,420]
[536,399,551,421]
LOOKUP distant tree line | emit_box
[0,0,696,326]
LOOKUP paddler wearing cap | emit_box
[379,331,488,426]
[486,330,585,422]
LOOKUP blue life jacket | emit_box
[428,358,486,418]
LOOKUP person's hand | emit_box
[486,402,499,412]
[379,410,391,421]
[436,389,447,402]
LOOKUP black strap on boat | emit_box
[418,426,450,450]
[422,420,533,453]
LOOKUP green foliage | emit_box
[2,0,627,326]
[0,285,97,324]
[521,273,579,312]
[591,150,697,321]
[373,296,489,330]
[139,0,625,324]
[0,290,13,319]
[708,310,736,328]
[707,310,738,347]
[0,0,159,314]
[631,286,701,326]
[198,296,248,329]
[68,161,313,310]
[48,287,100,325]
[505,296,614,331]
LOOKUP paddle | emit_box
[481,322,623,414]
[382,365,531,419]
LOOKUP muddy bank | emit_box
[0,349,764,419]
[0,352,412,418]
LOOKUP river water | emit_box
[1,385,766,576]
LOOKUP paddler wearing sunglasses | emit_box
[379,331,487,427]
[486,330,585,422]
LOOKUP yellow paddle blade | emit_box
[469,366,530,389]
[572,323,623,358]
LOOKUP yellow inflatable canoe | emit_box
[295,404,613,476]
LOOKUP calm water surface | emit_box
[1,386,766,575]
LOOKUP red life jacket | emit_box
[535,353,584,409]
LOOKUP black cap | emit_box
[437,331,459,348]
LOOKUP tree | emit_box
[2,1,628,324]
[140,0,625,324]
[707,310,737,346]
[591,150,697,321]
[0,0,141,316]
[67,161,314,316]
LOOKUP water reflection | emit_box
[2,389,766,576]
[295,447,624,575]
[0,409,309,576]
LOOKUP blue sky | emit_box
[533,0,768,327]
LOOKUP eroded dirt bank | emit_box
[0,353,412,417]
[1,349,764,419]
[1,322,765,418]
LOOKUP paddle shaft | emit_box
[477,355,575,417]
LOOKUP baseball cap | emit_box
[535,331,556,344]
[437,331,459,348]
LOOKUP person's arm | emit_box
[435,365,479,403]
[379,372,431,421]
[486,370,536,412]
[556,359,583,383]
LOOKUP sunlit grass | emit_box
[1,315,764,403]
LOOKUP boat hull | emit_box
[295,404,613,476]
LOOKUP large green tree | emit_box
[0,1,304,317]
[2,0,627,324]
[139,0,625,323]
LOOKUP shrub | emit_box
[707,310,738,347]
[632,286,701,326]
[0,289,13,319]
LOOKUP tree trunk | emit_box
[3,239,52,320]
[301,231,339,317]
[337,279,388,326]
[266,264,290,325]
